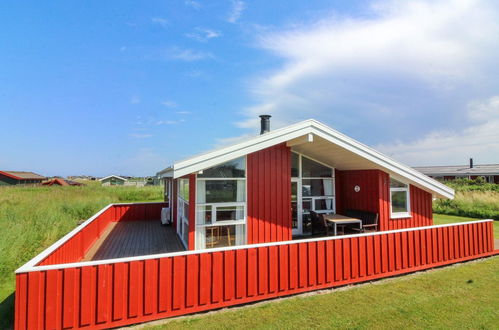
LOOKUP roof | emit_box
[42,179,84,186]
[99,175,127,182]
[158,119,454,199]
[414,164,499,176]
[0,171,46,180]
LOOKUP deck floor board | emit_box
[88,221,185,261]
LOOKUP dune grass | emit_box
[0,183,163,329]
[433,191,499,220]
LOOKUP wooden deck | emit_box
[84,221,185,261]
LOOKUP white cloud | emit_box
[175,111,191,115]
[377,95,499,165]
[228,0,245,23]
[168,47,212,61]
[185,0,201,10]
[156,119,186,125]
[237,0,499,165]
[185,28,222,42]
[151,17,168,28]
[161,100,177,108]
[130,95,140,104]
[129,133,152,139]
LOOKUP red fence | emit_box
[15,219,495,329]
[36,202,168,266]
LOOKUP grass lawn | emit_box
[144,256,499,329]
[434,213,499,238]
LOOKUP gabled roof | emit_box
[414,164,499,176]
[158,119,454,199]
[99,175,127,182]
[0,171,46,180]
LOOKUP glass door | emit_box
[291,179,302,235]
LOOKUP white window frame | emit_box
[195,157,247,249]
[389,177,411,219]
[177,178,190,248]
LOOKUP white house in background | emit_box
[99,175,127,186]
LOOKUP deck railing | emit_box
[30,202,168,266]
[15,209,495,329]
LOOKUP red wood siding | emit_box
[336,170,433,231]
[38,203,168,266]
[188,174,196,250]
[16,221,495,329]
[247,143,292,244]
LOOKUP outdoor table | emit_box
[322,213,362,236]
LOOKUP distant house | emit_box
[414,159,499,184]
[0,171,46,186]
[42,178,84,186]
[99,175,127,186]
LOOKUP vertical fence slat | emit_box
[236,249,248,298]
[269,246,278,293]
[289,244,298,289]
[308,242,317,286]
[224,250,235,301]
[159,257,172,312]
[278,245,289,291]
[258,247,268,294]
[145,259,159,314]
[247,249,258,296]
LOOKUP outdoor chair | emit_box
[345,209,379,233]
[311,211,335,236]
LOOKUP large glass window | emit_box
[196,157,246,249]
[198,157,245,178]
[292,152,335,234]
[390,178,411,218]
[302,156,333,177]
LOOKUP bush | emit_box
[433,191,499,220]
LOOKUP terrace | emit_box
[15,202,497,330]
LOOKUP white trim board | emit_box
[17,218,493,273]
[157,119,454,199]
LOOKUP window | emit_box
[292,152,335,234]
[196,157,246,249]
[390,178,411,218]
[177,178,190,247]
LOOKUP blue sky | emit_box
[1,0,499,177]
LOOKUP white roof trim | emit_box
[99,175,127,182]
[166,119,454,199]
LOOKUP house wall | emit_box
[247,143,292,244]
[101,177,125,185]
[0,173,19,185]
[336,169,433,231]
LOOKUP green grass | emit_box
[144,256,499,329]
[434,213,499,238]
[0,183,163,329]
[433,191,499,220]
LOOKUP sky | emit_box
[1,0,499,177]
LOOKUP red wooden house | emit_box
[157,117,454,251]
[15,117,496,329]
